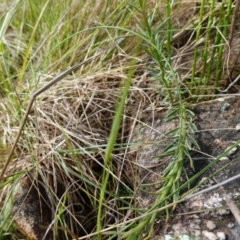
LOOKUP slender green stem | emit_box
[215,0,232,90]
[191,0,206,92]
[97,41,140,239]
[200,0,215,92]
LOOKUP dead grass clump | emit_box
[1,63,164,239]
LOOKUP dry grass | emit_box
[0,55,164,238]
[0,0,239,239]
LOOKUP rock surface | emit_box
[132,95,240,239]
[11,175,53,240]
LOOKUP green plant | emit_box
[120,0,234,238]
[0,0,237,239]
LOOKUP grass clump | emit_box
[0,0,238,239]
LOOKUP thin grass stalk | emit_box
[0,0,21,108]
[18,0,50,87]
[164,0,172,55]
[0,1,21,39]
[60,130,97,207]
[54,193,68,239]
[97,41,140,239]
[138,0,153,41]
[154,51,173,104]
[215,0,232,90]
[191,0,206,93]
[204,2,225,95]
[182,156,234,200]
[200,0,215,93]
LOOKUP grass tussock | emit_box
[0,0,239,239]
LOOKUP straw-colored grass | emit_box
[0,0,238,239]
